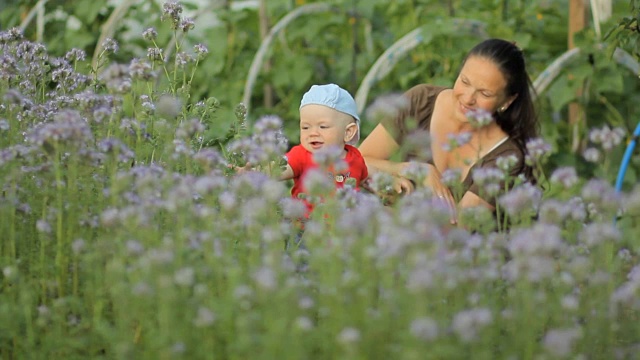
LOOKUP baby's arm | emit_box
[280,164,294,181]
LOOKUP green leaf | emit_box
[271,56,313,89]
[546,75,578,112]
[71,0,107,23]
[63,29,96,52]
[593,68,624,94]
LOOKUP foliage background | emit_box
[1,0,640,184]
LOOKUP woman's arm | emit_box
[359,123,408,175]
[458,191,494,210]
[359,123,415,193]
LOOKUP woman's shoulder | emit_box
[480,138,526,169]
[404,84,448,100]
[401,84,450,123]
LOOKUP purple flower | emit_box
[142,27,158,41]
[193,307,216,328]
[407,264,435,290]
[495,154,518,172]
[302,168,335,197]
[156,94,182,119]
[580,178,621,217]
[550,166,578,188]
[175,118,205,139]
[538,199,570,224]
[147,47,163,62]
[100,63,131,93]
[194,148,227,169]
[253,266,277,291]
[367,172,395,195]
[295,316,314,331]
[582,147,600,163]
[27,109,93,149]
[471,167,505,196]
[337,327,361,344]
[497,183,542,216]
[234,115,289,165]
[129,58,156,81]
[0,27,23,43]
[279,198,307,219]
[451,308,492,342]
[525,137,552,165]
[101,38,119,54]
[399,161,430,185]
[180,17,195,33]
[312,145,347,172]
[589,125,625,151]
[403,129,432,162]
[466,108,493,128]
[508,223,565,255]
[542,328,582,357]
[442,131,472,151]
[410,317,439,341]
[578,223,621,247]
[175,52,192,67]
[365,93,409,122]
[440,168,462,188]
[99,138,135,163]
[36,219,52,234]
[174,267,195,286]
[566,196,587,221]
[162,0,184,29]
[64,48,86,63]
[194,44,208,60]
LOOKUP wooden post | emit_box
[568,0,586,151]
[568,0,586,50]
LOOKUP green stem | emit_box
[152,40,174,91]
[188,59,199,85]
[53,148,66,297]
[73,257,79,296]
[8,182,17,259]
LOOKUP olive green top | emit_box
[387,84,527,206]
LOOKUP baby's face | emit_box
[299,105,353,153]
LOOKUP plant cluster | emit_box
[0,1,639,359]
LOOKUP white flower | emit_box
[543,327,582,357]
[193,306,216,327]
[174,267,195,287]
[253,266,277,291]
[337,327,361,344]
[295,316,313,331]
[451,308,492,342]
[410,317,439,341]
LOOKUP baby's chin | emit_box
[302,144,322,153]
[302,141,345,153]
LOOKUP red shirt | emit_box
[285,144,368,215]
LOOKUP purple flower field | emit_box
[0,2,639,358]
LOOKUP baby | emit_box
[281,83,368,214]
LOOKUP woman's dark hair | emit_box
[464,38,540,181]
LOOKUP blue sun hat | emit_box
[300,83,360,144]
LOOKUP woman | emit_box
[359,38,539,218]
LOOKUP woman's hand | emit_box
[423,164,457,224]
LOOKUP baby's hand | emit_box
[392,175,415,194]
[229,162,255,175]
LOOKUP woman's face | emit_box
[452,55,514,123]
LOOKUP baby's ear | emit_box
[344,121,358,143]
